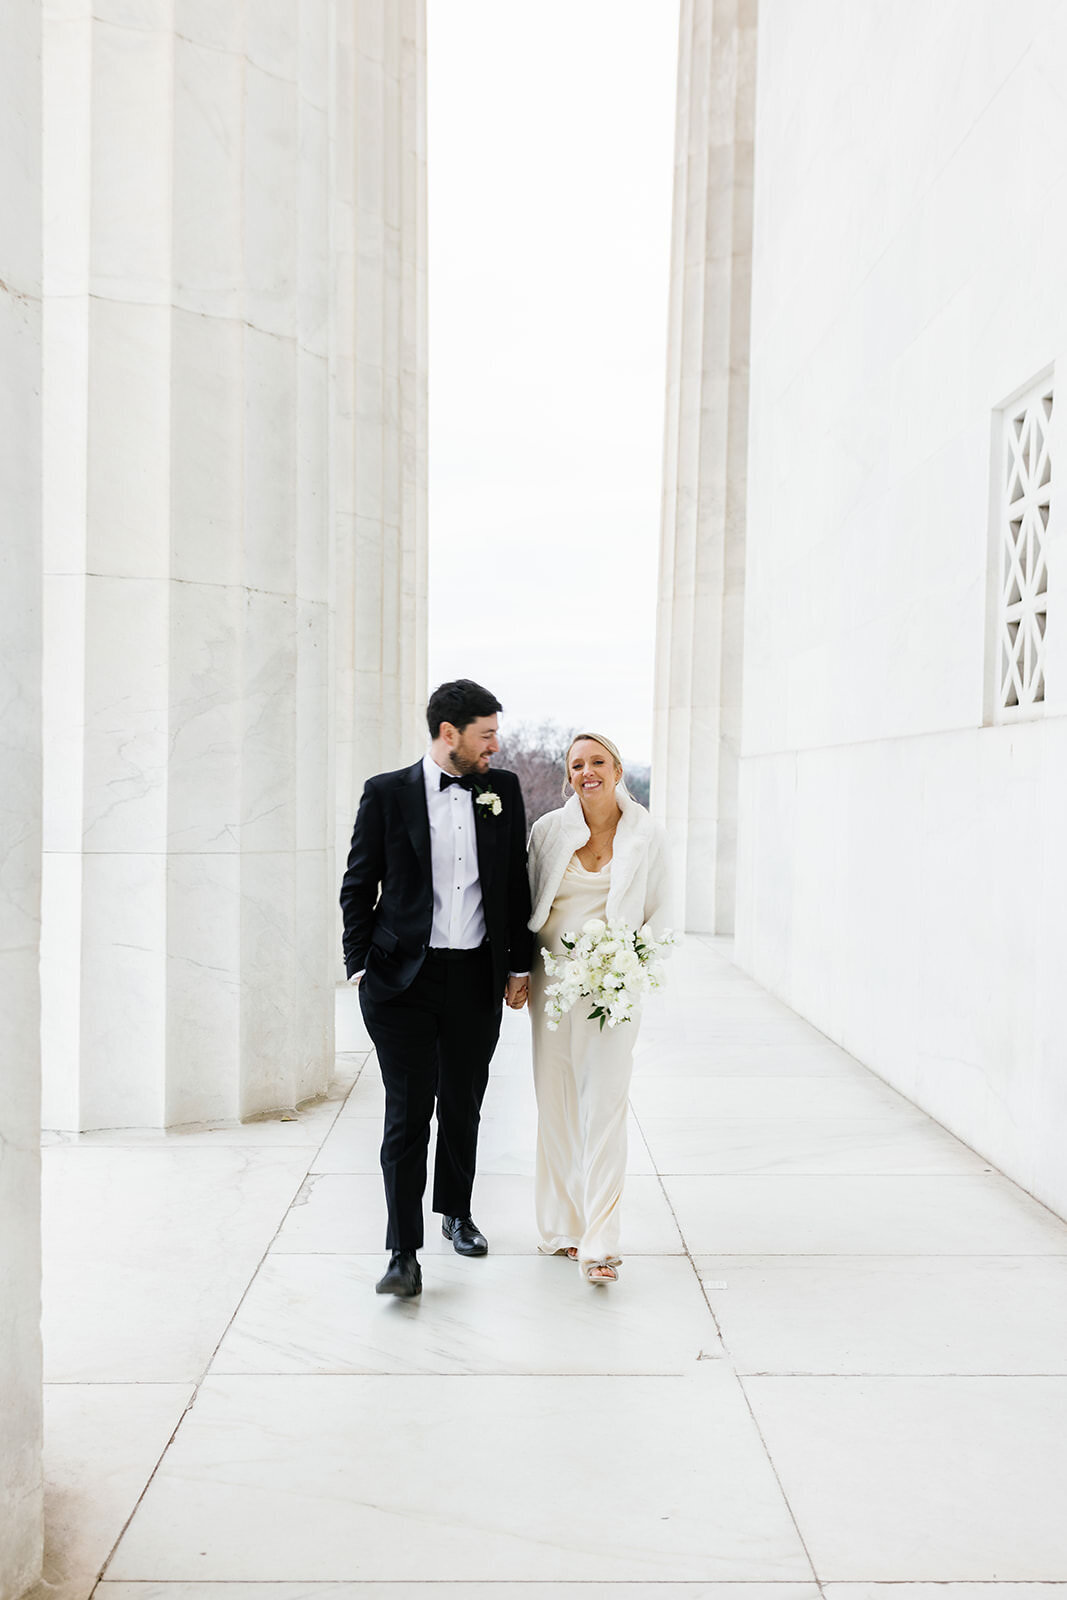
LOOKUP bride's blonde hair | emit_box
[562,731,626,799]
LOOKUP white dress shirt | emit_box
[424,752,486,949]
[347,755,528,982]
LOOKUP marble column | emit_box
[333,0,429,904]
[652,0,757,933]
[0,2,44,1590]
[40,2,339,1127]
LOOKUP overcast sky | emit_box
[426,1,680,766]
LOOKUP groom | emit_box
[340,679,533,1297]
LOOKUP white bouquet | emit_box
[541,918,676,1031]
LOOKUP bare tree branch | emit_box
[493,721,650,826]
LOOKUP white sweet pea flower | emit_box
[539,917,677,1032]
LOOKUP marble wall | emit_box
[0,2,44,1590]
[736,0,1067,1220]
[653,0,757,935]
[333,0,428,918]
[39,0,427,1129]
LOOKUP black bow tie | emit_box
[439,771,475,792]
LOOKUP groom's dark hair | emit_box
[427,678,503,738]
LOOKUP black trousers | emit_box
[358,945,502,1251]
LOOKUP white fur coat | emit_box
[527,786,674,936]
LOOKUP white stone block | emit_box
[296,597,330,851]
[243,66,298,339]
[297,100,330,357]
[238,848,300,1114]
[41,573,86,853]
[36,0,425,1139]
[299,0,330,112]
[165,851,242,1125]
[171,37,243,322]
[81,576,169,851]
[738,0,1067,1218]
[166,578,241,853]
[0,28,44,1560]
[237,603,297,850]
[245,0,298,82]
[243,326,298,595]
[42,11,91,298]
[92,0,168,27]
[172,0,242,53]
[40,849,83,1130]
[42,293,89,572]
[88,19,172,304]
[78,851,167,1128]
[85,299,170,578]
[170,309,244,587]
[296,349,330,602]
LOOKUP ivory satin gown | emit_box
[529,855,638,1267]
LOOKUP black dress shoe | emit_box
[375,1250,422,1297]
[441,1216,488,1256]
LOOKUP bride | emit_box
[525,733,672,1283]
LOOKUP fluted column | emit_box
[652,0,757,933]
[0,1,44,1589]
[333,0,428,902]
[40,2,337,1128]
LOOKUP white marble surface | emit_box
[744,1376,1067,1578]
[42,1145,314,1382]
[333,0,428,931]
[824,1590,1067,1600]
[1,2,44,1588]
[97,1587,824,1600]
[106,1369,810,1582]
[628,1072,921,1121]
[638,1114,991,1176]
[645,1009,830,1047]
[334,982,374,1052]
[211,1252,720,1376]
[43,933,1067,1591]
[42,1067,357,1148]
[663,1173,1067,1256]
[652,0,757,934]
[38,0,425,1129]
[272,1170,684,1257]
[311,1109,656,1177]
[632,1035,865,1077]
[736,0,1067,1225]
[696,1255,1067,1375]
[737,724,1067,1224]
[27,1383,192,1600]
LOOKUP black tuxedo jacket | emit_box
[339,761,534,1004]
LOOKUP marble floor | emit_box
[34,936,1067,1599]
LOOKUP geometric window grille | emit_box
[997,383,1052,715]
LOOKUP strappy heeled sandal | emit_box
[582,1260,618,1283]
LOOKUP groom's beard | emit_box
[448,748,488,777]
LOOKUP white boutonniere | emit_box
[475,788,503,817]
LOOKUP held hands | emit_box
[505,974,530,1011]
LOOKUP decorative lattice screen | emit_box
[996,384,1052,716]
